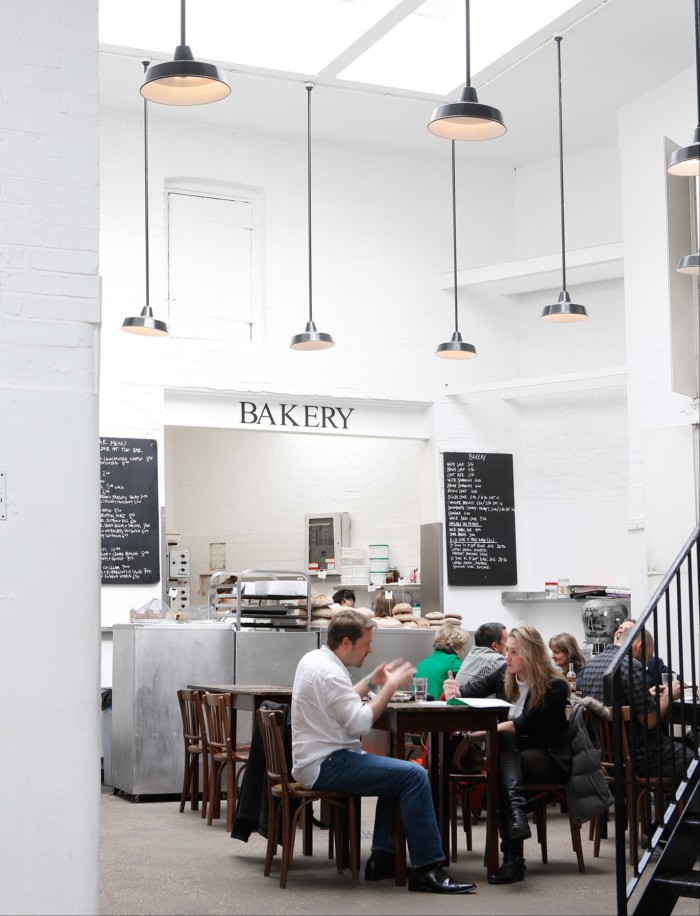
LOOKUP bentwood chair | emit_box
[204,692,250,832]
[176,688,209,819]
[257,707,359,888]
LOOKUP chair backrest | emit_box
[177,688,205,749]
[204,691,232,759]
[256,707,290,794]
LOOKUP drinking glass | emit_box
[413,677,428,702]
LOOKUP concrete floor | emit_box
[100,787,685,916]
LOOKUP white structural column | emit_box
[0,2,101,913]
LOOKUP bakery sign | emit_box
[239,401,354,430]
[164,391,431,440]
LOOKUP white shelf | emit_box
[446,367,628,400]
[439,242,623,296]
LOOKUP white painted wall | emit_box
[0,2,101,913]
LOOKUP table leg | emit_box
[394,721,408,886]
[484,720,499,874]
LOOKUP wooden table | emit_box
[187,683,293,750]
[372,699,503,884]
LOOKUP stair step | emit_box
[653,871,700,899]
[677,816,700,836]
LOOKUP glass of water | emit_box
[413,677,428,702]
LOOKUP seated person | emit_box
[581,625,692,781]
[455,621,508,690]
[548,632,586,691]
[292,609,476,895]
[415,623,470,700]
[640,632,672,687]
[443,626,571,886]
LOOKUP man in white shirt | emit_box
[292,609,477,895]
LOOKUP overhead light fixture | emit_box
[140,0,230,106]
[667,0,700,177]
[290,84,335,352]
[428,0,505,141]
[122,60,169,338]
[436,141,477,360]
[541,37,588,323]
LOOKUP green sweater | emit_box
[415,649,462,700]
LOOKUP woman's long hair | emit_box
[504,625,569,707]
[548,632,586,671]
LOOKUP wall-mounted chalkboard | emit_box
[443,452,517,586]
[100,438,160,585]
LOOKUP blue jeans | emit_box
[313,749,445,869]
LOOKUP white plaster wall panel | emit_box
[513,146,622,261]
[165,426,422,590]
[0,2,100,912]
[98,112,515,408]
[618,67,698,605]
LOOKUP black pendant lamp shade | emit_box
[541,37,588,323]
[436,142,477,360]
[122,60,169,338]
[428,0,505,141]
[140,0,230,106]
[667,0,700,177]
[290,85,335,351]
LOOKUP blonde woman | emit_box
[443,626,571,885]
[414,623,470,700]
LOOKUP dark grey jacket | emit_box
[565,697,613,825]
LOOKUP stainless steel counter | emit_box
[109,622,436,796]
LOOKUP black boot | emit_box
[498,735,531,842]
[488,838,526,885]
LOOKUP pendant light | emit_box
[436,141,477,359]
[122,60,169,337]
[428,0,505,141]
[290,84,335,351]
[140,0,230,106]
[667,0,700,177]
[541,37,588,323]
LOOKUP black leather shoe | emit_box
[364,850,395,882]
[507,812,532,841]
[408,866,476,894]
[488,856,526,885]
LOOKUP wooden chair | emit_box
[589,710,616,856]
[203,692,250,832]
[448,772,487,861]
[525,781,586,872]
[256,707,359,888]
[619,705,673,865]
[176,688,209,819]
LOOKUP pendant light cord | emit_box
[180,0,187,46]
[451,140,460,333]
[306,83,314,324]
[464,0,471,88]
[695,0,700,131]
[556,36,567,293]
[142,59,150,310]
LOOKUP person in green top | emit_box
[415,623,470,700]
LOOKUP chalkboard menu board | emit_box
[443,452,517,586]
[100,438,160,585]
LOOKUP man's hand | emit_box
[384,661,416,694]
[443,670,461,700]
[366,657,405,688]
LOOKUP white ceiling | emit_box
[99,0,697,166]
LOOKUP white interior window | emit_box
[167,191,256,342]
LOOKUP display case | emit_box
[208,569,312,631]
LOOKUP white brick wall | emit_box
[0,2,100,913]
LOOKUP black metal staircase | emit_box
[604,522,700,915]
